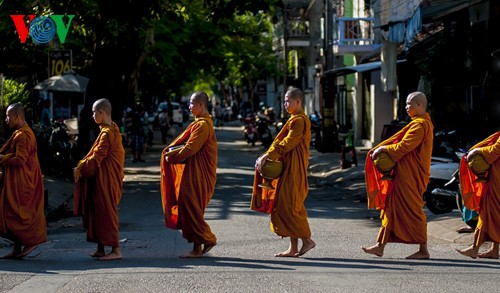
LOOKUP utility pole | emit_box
[320,0,339,152]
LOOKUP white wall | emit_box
[370,70,396,145]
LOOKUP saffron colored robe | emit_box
[160,114,218,245]
[0,123,46,246]
[460,131,500,244]
[74,122,125,247]
[251,113,312,238]
[365,113,433,244]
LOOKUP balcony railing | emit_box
[286,19,310,47]
[333,17,379,55]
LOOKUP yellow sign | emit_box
[48,50,72,76]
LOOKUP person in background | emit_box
[213,102,223,128]
[158,108,171,145]
[40,99,52,129]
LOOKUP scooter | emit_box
[430,150,478,228]
[424,150,464,214]
[255,112,273,149]
[241,115,259,146]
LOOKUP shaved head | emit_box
[7,103,25,119]
[93,98,112,115]
[191,91,209,109]
[286,87,304,106]
[408,92,427,110]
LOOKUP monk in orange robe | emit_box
[161,91,218,258]
[362,92,433,259]
[0,103,46,259]
[74,98,125,261]
[252,87,316,257]
[457,131,500,259]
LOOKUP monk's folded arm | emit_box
[386,123,425,162]
[480,136,500,164]
[267,118,305,161]
[167,128,190,148]
[3,134,29,166]
[169,121,209,163]
[82,131,111,174]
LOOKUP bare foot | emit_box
[274,248,299,257]
[362,245,384,257]
[456,226,474,233]
[16,245,38,259]
[98,251,122,261]
[456,248,478,259]
[89,251,106,258]
[179,250,203,258]
[202,243,217,254]
[406,250,430,259]
[478,250,499,259]
[296,240,316,257]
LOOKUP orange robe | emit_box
[251,113,312,238]
[73,122,125,247]
[0,124,46,246]
[160,114,217,245]
[365,113,433,244]
[460,131,500,244]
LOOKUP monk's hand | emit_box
[255,154,268,173]
[371,146,387,160]
[466,148,481,162]
[165,155,171,164]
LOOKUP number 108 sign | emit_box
[48,49,72,76]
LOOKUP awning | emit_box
[323,60,407,77]
[422,0,484,22]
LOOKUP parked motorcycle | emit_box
[424,150,463,214]
[241,115,259,146]
[256,113,273,149]
[36,119,79,178]
[310,112,322,150]
[429,150,478,228]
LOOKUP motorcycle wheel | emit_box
[424,181,455,214]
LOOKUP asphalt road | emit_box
[0,122,499,293]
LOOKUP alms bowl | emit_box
[373,152,395,173]
[468,154,490,175]
[261,160,283,179]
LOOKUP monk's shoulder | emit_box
[13,129,29,142]
[289,115,307,128]
[410,118,432,130]
[99,126,117,142]
[193,119,211,132]
[408,118,433,140]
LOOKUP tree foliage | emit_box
[2,79,31,107]
[0,0,280,117]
